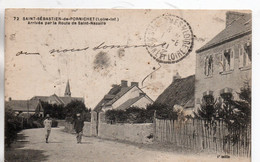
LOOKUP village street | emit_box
[5,127,250,162]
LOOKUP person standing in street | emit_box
[74,113,84,144]
[43,114,52,143]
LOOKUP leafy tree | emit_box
[125,107,147,123]
[5,107,22,147]
[105,109,127,123]
[195,95,219,121]
[218,83,251,130]
[64,100,90,121]
[41,102,65,119]
[146,103,178,120]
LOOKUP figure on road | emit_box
[74,113,84,144]
[43,114,52,143]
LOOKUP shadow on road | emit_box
[5,133,49,162]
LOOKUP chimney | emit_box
[121,80,128,87]
[131,82,139,87]
[173,72,181,83]
[9,97,12,101]
[226,11,244,27]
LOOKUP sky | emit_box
[5,9,229,108]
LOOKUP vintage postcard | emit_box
[4,9,251,162]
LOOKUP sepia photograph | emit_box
[4,9,251,162]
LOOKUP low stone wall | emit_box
[56,120,66,127]
[64,121,92,136]
[98,123,154,144]
[64,122,75,133]
[83,122,91,136]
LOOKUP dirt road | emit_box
[5,127,249,162]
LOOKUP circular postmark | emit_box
[145,14,194,64]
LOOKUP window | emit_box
[204,55,213,76]
[219,49,234,73]
[239,42,251,68]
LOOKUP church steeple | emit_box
[64,80,71,97]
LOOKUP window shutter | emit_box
[204,56,208,76]
[239,46,243,68]
[230,50,234,70]
[219,53,223,73]
[206,57,209,76]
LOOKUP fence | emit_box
[155,118,251,157]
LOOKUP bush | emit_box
[5,108,23,147]
[51,119,58,127]
[105,103,178,124]
[125,107,147,123]
[105,109,127,123]
[146,103,178,120]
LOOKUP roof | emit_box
[105,86,134,106]
[196,13,251,53]
[94,83,153,112]
[59,96,84,105]
[30,94,83,106]
[5,100,42,112]
[94,85,134,112]
[116,96,144,110]
[155,75,195,109]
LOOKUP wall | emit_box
[112,86,140,108]
[132,96,153,108]
[98,122,154,144]
[83,122,92,136]
[64,121,75,133]
[56,119,66,127]
[195,34,251,108]
[97,112,154,144]
[64,121,92,136]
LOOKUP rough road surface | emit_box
[6,127,249,162]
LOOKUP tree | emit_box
[5,107,23,147]
[218,83,251,130]
[146,103,178,120]
[64,100,90,121]
[195,95,219,121]
[125,107,147,123]
[41,102,65,119]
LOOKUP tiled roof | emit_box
[116,96,144,110]
[94,85,122,112]
[5,100,42,112]
[59,96,84,105]
[31,94,83,106]
[155,75,195,109]
[196,13,251,53]
[105,86,134,106]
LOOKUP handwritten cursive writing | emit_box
[49,42,168,54]
[16,51,40,56]
[92,42,167,50]
[49,47,89,54]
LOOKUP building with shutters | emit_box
[195,11,251,109]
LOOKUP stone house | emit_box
[195,11,251,108]
[94,80,154,112]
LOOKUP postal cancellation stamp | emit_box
[145,14,194,64]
